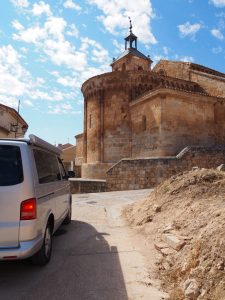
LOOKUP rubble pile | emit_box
[124,168,225,300]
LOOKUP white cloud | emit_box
[44,17,67,39]
[20,46,28,54]
[13,16,87,71]
[212,46,223,53]
[0,44,76,111]
[0,45,30,97]
[57,76,80,88]
[10,0,29,8]
[152,55,168,65]
[63,0,81,11]
[9,1,112,111]
[163,46,170,55]
[216,12,225,17]
[23,99,34,107]
[49,71,60,77]
[179,55,194,62]
[36,77,45,85]
[79,65,110,82]
[48,103,81,115]
[178,22,202,39]
[86,0,156,45]
[0,96,20,109]
[211,28,224,40]
[112,39,124,54]
[80,37,110,62]
[210,0,225,7]
[92,47,109,63]
[13,25,47,44]
[0,45,39,109]
[12,20,24,31]
[32,1,52,16]
[66,24,79,38]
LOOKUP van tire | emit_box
[31,222,52,265]
[63,200,72,225]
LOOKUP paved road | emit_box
[0,190,168,300]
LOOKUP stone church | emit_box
[80,24,225,187]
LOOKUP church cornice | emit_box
[81,70,209,101]
[129,87,224,108]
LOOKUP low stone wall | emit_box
[69,178,106,194]
[106,146,225,191]
[82,162,113,179]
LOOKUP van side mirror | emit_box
[67,171,75,178]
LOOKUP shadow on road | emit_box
[0,220,128,300]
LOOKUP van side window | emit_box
[58,158,67,180]
[33,149,61,184]
[0,145,23,186]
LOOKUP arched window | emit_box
[122,63,126,71]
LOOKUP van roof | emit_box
[0,134,61,155]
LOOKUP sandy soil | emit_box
[123,168,225,300]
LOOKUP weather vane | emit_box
[128,17,132,33]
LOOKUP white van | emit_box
[0,135,71,265]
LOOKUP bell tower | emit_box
[125,18,137,50]
[111,18,153,72]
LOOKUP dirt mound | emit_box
[124,168,225,300]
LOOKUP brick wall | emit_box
[106,146,225,191]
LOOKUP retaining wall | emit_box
[106,146,225,191]
[69,178,106,194]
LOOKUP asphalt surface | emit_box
[0,189,168,300]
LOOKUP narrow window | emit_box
[89,114,92,128]
[142,115,147,131]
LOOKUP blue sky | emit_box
[0,0,225,145]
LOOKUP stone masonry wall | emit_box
[130,89,217,157]
[106,146,225,191]
[153,60,190,80]
[82,70,165,170]
[86,97,100,163]
[112,55,150,72]
[131,97,162,157]
[75,133,83,166]
[69,178,106,194]
[82,162,113,179]
[190,71,225,98]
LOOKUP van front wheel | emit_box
[32,223,52,265]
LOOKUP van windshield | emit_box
[0,145,23,186]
